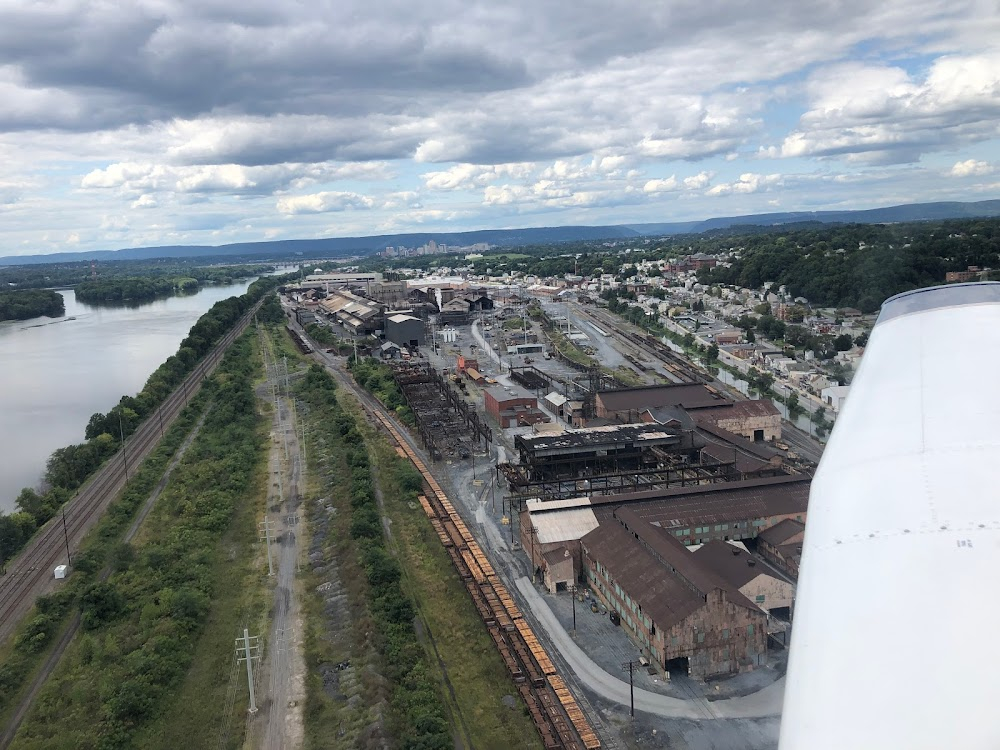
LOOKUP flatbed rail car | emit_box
[286,325,313,354]
[370,409,600,750]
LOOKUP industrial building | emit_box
[385,313,425,349]
[582,508,768,678]
[300,272,383,291]
[757,518,805,579]
[690,400,782,443]
[318,290,383,335]
[595,384,730,421]
[519,474,809,598]
[513,424,689,480]
[692,540,796,616]
[594,383,782,443]
[499,418,788,507]
[513,475,809,607]
[484,386,550,428]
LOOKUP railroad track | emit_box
[0,300,264,645]
[578,306,704,384]
[371,410,600,750]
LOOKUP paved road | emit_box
[516,577,785,720]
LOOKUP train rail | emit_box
[0,300,264,645]
[371,410,600,750]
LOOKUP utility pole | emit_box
[570,584,577,635]
[236,628,261,713]
[259,518,276,576]
[118,413,129,482]
[61,508,72,565]
[621,660,638,718]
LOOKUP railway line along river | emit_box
[0,279,257,514]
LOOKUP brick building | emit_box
[519,474,809,569]
[484,386,550,428]
[692,540,795,615]
[690,399,782,443]
[757,518,805,579]
[582,508,767,677]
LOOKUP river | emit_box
[0,280,259,514]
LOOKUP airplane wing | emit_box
[779,282,1000,750]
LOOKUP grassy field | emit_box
[358,419,543,750]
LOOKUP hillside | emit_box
[2,199,999,266]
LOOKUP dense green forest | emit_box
[0,260,273,293]
[75,277,195,304]
[0,289,65,321]
[695,219,1000,312]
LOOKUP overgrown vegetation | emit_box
[0,289,65,321]
[0,386,213,734]
[362,433,544,750]
[347,358,414,425]
[11,333,266,749]
[296,364,450,749]
[0,281,286,571]
[304,322,352,354]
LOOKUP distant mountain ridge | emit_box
[624,199,1000,235]
[2,199,998,266]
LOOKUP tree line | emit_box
[0,289,65,321]
[0,260,274,291]
[696,218,1000,312]
[75,277,193,304]
[0,279,286,572]
[8,333,266,748]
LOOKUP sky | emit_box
[0,0,999,257]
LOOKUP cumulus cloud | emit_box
[422,162,535,191]
[276,191,376,214]
[81,160,391,195]
[0,0,998,252]
[643,177,679,193]
[707,173,783,196]
[776,52,1000,162]
[683,171,714,189]
[949,159,994,177]
[130,194,158,209]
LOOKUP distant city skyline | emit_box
[0,0,998,256]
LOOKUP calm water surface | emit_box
[0,280,255,513]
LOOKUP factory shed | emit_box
[521,497,600,585]
[692,540,795,613]
[484,386,550,428]
[582,507,767,677]
[690,399,782,443]
[596,384,729,421]
[757,518,805,579]
[385,313,424,348]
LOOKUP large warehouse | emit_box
[582,508,768,678]
[384,313,425,348]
